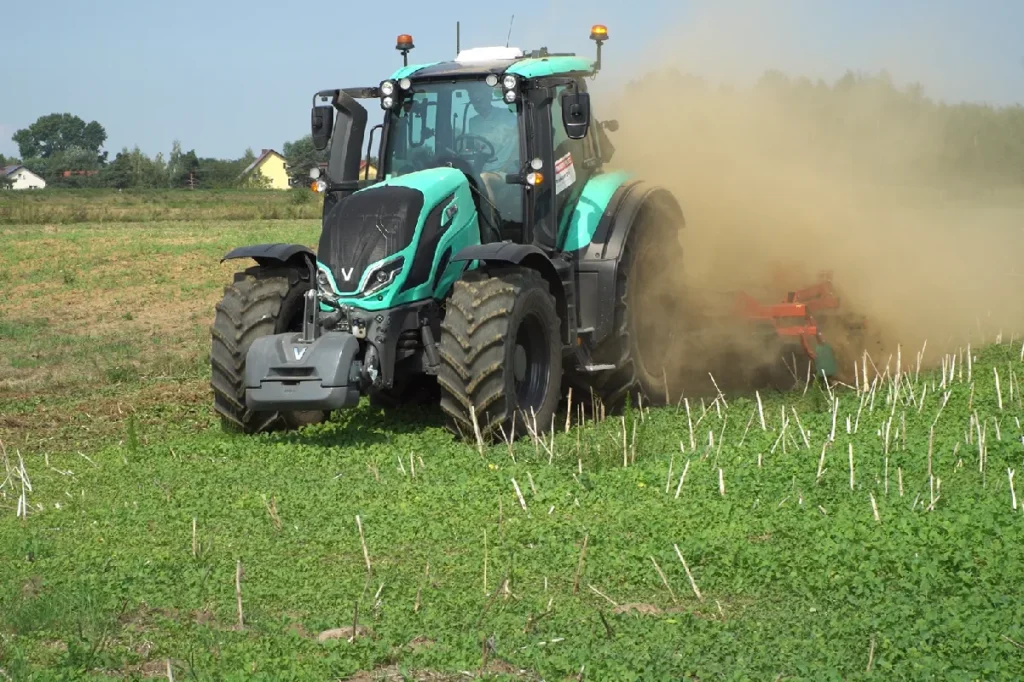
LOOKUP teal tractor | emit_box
[211,25,838,441]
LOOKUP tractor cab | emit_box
[309,27,617,254]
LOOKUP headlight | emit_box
[502,75,517,90]
[504,90,516,103]
[380,80,395,96]
[381,96,394,109]
[316,267,334,292]
[400,78,412,90]
[486,74,499,87]
[362,257,405,296]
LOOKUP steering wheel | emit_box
[452,133,497,167]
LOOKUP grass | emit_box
[2,214,1024,680]
[0,188,322,225]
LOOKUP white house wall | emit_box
[8,169,46,190]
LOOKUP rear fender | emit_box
[452,242,571,345]
[222,243,317,284]
[576,182,685,346]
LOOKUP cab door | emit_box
[550,81,601,250]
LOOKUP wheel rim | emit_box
[512,311,551,415]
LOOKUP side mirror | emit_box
[311,105,334,150]
[561,91,591,140]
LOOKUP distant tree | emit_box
[241,168,273,189]
[12,113,107,162]
[103,146,167,189]
[282,135,329,186]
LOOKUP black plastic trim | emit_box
[221,243,316,270]
[452,242,571,345]
[401,192,455,293]
[575,181,685,346]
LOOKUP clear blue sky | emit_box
[2,0,1022,161]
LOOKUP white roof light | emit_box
[455,46,524,63]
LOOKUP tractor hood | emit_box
[316,166,478,311]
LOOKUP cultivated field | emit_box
[2,193,1024,680]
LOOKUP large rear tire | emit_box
[210,264,330,434]
[437,268,562,443]
[583,202,687,412]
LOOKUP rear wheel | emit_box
[437,268,562,442]
[210,264,330,433]
[584,202,687,412]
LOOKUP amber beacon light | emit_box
[396,34,415,65]
[590,24,608,42]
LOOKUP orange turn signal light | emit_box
[527,171,544,186]
[590,24,608,41]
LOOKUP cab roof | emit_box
[390,47,594,82]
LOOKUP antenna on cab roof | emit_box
[506,15,515,48]
[457,21,460,55]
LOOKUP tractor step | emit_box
[582,363,616,372]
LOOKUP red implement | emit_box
[732,271,844,361]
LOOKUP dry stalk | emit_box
[588,583,618,607]
[235,560,244,628]
[995,367,1004,411]
[738,410,755,448]
[356,515,372,576]
[685,398,696,450]
[674,459,691,498]
[1009,469,1018,511]
[756,391,766,431]
[816,440,830,482]
[928,427,935,507]
[470,406,484,456]
[650,555,678,603]
[511,478,528,511]
[666,449,676,494]
[673,544,703,602]
[565,387,573,433]
[848,443,855,490]
[791,408,810,449]
[573,534,589,594]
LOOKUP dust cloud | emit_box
[597,1,1024,392]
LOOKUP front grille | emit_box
[318,186,425,293]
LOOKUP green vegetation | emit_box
[0,189,319,225]
[2,212,1024,680]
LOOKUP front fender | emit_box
[221,243,316,269]
[452,242,571,345]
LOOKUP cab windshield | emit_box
[383,79,523,227]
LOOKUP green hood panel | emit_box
[506,56,595,78]
[390,62,441,80]
[558,170,633,252]
[319,166,480,313]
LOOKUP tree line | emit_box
[5,68,1024,190]
[623,68,1024,188]
[0,112,335,190]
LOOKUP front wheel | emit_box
[210,264,330,434]
[437,268,562,443]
